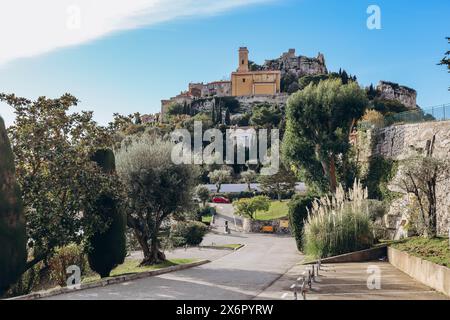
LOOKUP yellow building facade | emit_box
[231,47,281,96]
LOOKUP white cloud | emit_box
[0,0,271,66]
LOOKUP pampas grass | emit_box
[303,180,374,258]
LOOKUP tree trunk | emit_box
[134,229,151,262]
[329,155,337,193]
[427,178,437,238]
[139,221,166,266]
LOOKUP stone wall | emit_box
[190,94,289,114]
[236,94,289,112]
[370,121,450,237]
[242,217,290,234]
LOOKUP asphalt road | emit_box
[45,231,301,300]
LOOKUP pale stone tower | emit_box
[238,47,249,72]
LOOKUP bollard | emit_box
[291,283,297,300]
[301,279,307,300]
[307,269,312,289]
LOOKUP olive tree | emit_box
[195,185,210,207]
[259,165,297,201]
[397,155,450,238]
[116,136,198,265]
[208,169,231,193]
[241,170,257,191]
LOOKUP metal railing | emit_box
[385,103,450,126]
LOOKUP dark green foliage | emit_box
[231,113,250,126]
[283,79,368,193]
[248,60,263,72]
[216,97,240,113]
[224,108,231,125]
[250,103,282,128]
[170,221,208,247]
[0,116,27,295]
[166,103,184,116]
[372,99,409,116]
[87,149,126,278]
[288,195,315,251]
[363,156,399,201]
[197,206,216,220]
[298,73,340,91]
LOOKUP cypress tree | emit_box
[225,108,231,125]
[0,116,27,295]
[88,149,126,278]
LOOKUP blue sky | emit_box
[0,0,449,126]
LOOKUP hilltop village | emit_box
[152,47,417,123]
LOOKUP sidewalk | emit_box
[256,261,449,300]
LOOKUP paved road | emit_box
[46,232,302,300]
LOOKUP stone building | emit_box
[377,81,417,110]
[160,91,193,117]
[188,81,231,98]
[231,47,281,96]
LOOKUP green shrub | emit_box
[363,156,399,201]
[196,206,216,220]
[233,196,271,220]
[87,149,126,278]
[170,221,208,247]
[303,181,374,258]
[288,195,316,251]
[0,116,27,295]
[48,244,88,287]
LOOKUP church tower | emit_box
[238,47,249,72]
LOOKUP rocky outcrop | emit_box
[263,49,327,77]
[377,81,417,110]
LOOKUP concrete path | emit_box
[44,232,301,300]
[257,261,449,300]
[209,203,243,231]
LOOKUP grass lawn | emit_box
[390,237,450,268]
[201,215,212,224]
[82,258,196,283]
[255,200,289,221]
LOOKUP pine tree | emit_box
[87,149,126,278]
[0,116,27,295]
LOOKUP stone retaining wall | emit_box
[388,247,450,297]
[242,217,290,234]
[363,121,450,237]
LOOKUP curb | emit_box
[7,259,210,300]
[302,245,388,265]
[199,244,244,251]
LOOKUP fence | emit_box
[385,103,450,126]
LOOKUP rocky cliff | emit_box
[263,49,327,77]
[377,81,418,110]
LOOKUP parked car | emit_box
[212,196,230,204]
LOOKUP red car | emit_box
[212,196,230,204]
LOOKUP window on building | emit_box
[243,78,246,83]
